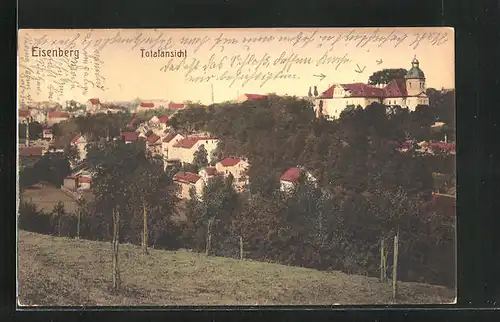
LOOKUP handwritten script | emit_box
[19,28,451,102]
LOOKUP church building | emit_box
[314,56,430,120]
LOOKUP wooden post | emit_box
[380,238,385,281]
[206,218,213,256]
[392,231,399,300]
[76,209,81,239]
[239,236,243,260]
[112,207,121,292]
[143,203,149,254]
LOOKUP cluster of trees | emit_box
[18,91,456,290]
[18,121,44,140]
[166,94,455,287]
[19,152,72,188]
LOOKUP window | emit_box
[409,83,412,88]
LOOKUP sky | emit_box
[18,27,454,106]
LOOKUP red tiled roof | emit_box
[158,116,169,123]
[78,177,92,184]
[383,79,408,97]
[89,98,100,105]
[107,105,121,110]
[71,135,82,144]
[244,94,268,100]
[19,110,31,118]
[47,111,70,119]
[219,157,241,167]
[168,103,185,109]
[121,131,140,142]
[203,167,218,176]
[163,132,179,143]
[147,134,161,145]
[173,136,217,149]
[128,117,138,128]
[173,171,202,184]
[429,142,456,153]
[320,80,406,99]
[140,102,155,108]
[280,167,302,183]
[19,146,43,157]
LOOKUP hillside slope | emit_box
[18,231,455,306]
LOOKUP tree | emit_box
[18,121,43,140]
[368,69,408,85]
[52,201,66,237]
[193,144,209,169]
[86,140,145,292]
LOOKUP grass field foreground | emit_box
[18,231,455,306]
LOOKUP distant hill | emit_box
[17,231,455,306]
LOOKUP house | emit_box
[279,167,317,193]
[169,136,219,165]
[161,132,184,161]
[168,103,185,110]
[78,176,92,190]
[127,116,139,129]
[63,176,78,191]
[148,115,169,135]
[106,105,123,114]
[120,131,140,144]
[198,167,219,181]
[146,133,162,156]
[314,56,430,120]
[30,109,47,123]
[47,111,70,126]
[215,157,250,191]
[173,171,205,200]
[42,128,53,140]
[237,93,268,103]
[86,98,101,112]
[71,134,88,161]
[19,146,44,158]
[18,110,31,123]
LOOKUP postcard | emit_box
[17,27,456,306]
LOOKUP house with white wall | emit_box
[70,134,88,161]
[279,167,317,193]
[169,136,219,165]
[314,57,430,120]
[161,132,184,160]
[47,111,70,125]
[215,157,250,192]
[173,171,205,200]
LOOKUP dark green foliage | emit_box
[193,145,209,169]
[21,153,72,188]
[368,68,408,85]
[18,121,43,140]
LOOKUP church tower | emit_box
[405,56,426,96]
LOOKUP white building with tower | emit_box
[314,56,430,120]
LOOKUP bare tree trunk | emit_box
[112,207,121,292]
[392,230,399,300]
[76,209,81,239]
[239,236,244,260]
[142,203,149,254]
[58,215,61,237]
[205,217,214,256]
